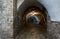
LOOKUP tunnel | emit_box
[0,0,60,39]
[13,0,51,39]
[23,6,47,31]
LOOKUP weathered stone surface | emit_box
[0,0,13,39]
[47,21,60,39]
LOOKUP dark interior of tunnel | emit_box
[13,0,50,39]
[23,6,47,31]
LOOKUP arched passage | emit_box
[23,6,47,31]
[14,0,51,38]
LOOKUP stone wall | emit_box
[52,22,60,39]
[47,21,60,39]
[0,0,14,39]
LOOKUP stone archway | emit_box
[14,0,51,39]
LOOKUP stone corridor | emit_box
[0,0,60,39]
